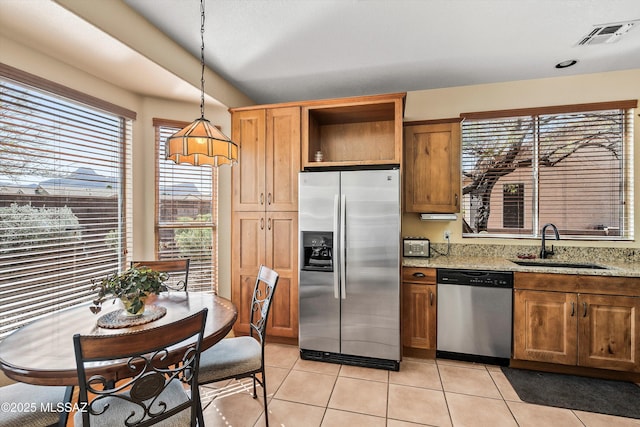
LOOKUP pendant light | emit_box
[165,0,238,167]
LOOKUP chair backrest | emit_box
[249,265,279,344]
[73,308,208,427]
[131,259,190,291]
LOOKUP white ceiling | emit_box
[123,0,640,104]
[2,0,640,107]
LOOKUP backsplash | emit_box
[429,243,638,264]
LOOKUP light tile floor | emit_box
[200,343,640,427]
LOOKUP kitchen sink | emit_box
[509,260,609,270]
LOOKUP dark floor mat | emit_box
[501,367,640,419]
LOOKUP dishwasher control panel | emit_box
[437,269,513,288]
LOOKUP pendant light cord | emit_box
[199,0,206,119]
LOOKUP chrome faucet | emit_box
[540,223,560,259]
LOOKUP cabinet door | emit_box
[231,211,267,335]
[402,283,436,350]
[513,289,578,365]
[578,294,640,372]
[404,122,460,213]
[266,107,300,211]
[264,211,299,338]
[232,110,266,211]
[232,211,299,338]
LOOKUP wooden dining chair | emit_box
[131,259,190,291]
[197,265,279,426]
[73,308,208,427]
[0,382,71,427]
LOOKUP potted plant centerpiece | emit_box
[91,266,168,316]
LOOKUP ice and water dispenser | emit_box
[301,231,333,272]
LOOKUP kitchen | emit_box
[1,1,640,426]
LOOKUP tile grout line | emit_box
[435,359,456,427]
[486,364,521,426]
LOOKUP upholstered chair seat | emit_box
[0,383,68,427]
[198,265,279,427]
[72,378,190,427]
[198,336,262,384]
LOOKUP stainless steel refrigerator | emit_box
[298,169,400,370]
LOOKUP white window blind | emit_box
[154,119,218,293]
[461,101,635,240]
[0,65,133,338]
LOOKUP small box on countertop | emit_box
[403,238,430,257]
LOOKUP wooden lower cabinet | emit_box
[514,289,640,372]
[513,290,577,365]
[232,211,298,339]
[402,267,437,356]
[578,293,640,372]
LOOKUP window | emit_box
[503,183,524,229]
[461,101,635,239]
[0,64,133,338]
[154,119,218,293]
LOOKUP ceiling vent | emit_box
[577,20,638,45]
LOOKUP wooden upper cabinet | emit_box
[232,107,300,212]
[404,121,461,213]
[301,93,405,169]
[266,107,301,211]
[232,109,265,211]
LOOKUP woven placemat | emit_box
[97,304,167,329]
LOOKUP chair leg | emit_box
[252,374,258,398]
[196,390,205,427]
[57,385,74,427]
[261,369,269,427]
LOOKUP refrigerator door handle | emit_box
[333,194,340,299]
[340,194,347,299]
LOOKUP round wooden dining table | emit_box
[0,292,237,386]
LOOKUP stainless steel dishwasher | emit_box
[436,269,513,365]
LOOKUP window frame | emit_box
[153,118,218,293]
[0,63,133,338]
[460,100,636,241]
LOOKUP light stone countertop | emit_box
[403,255,640,277]
[401,244,640,278]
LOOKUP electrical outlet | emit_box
[443,230,451,240]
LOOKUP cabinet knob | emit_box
[260,218,264,230]
[413,272,426,278]
[570,302,575,317]
[429,291,434,306]
[268,193,272,205]
[268,218,272,230]
[260,193,264,205]
[583,302,588,317]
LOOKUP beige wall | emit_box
[403,69,640,250]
